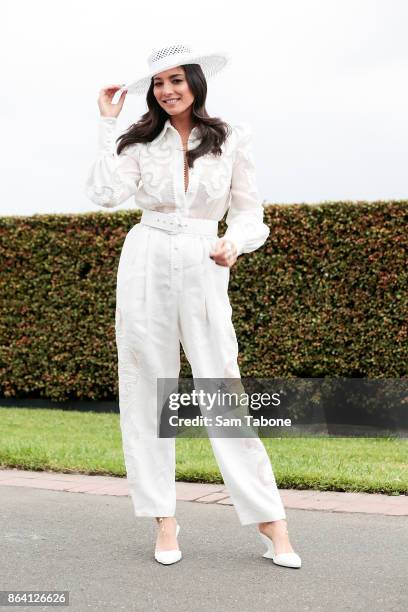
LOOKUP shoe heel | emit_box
[258,530,302,568]
[258,531,275,559]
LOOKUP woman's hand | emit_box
[210,238,238,267]
[98,84,128,119]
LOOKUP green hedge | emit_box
[0,200,406,401]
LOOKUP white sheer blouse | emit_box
[84,116,270,256]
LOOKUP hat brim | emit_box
[124,52,230,96]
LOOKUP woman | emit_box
[84,43,301,569]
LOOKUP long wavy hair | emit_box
[116,64,232,169]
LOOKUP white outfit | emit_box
[84,116,286,525]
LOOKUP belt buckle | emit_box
[166,223,178,235]
[152,212,177,234]
[166,212,185,234]
[166,214,179,234]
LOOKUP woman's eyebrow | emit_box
[153,73,184,81]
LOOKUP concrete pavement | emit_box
[0,484,407,612]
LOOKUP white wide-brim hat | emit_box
[123,43,230,96]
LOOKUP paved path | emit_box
[0,468,407,515]
[1,485,407,612]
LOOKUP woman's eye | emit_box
[154,79,182,86]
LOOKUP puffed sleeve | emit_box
[84,116,141,208]
[223,122,270,256]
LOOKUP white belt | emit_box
[140,209,218,236]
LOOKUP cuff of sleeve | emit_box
[222,229,246,257]
[98,116,118,155]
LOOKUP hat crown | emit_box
[149,43,192,65]
[147,43,195,76]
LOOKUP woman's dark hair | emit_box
[116,64,232,169]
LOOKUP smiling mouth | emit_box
[163,98,180,104]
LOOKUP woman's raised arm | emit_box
[84,85,141,208]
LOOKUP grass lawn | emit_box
[0,407,406,494]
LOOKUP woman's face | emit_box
[152,66,194,116]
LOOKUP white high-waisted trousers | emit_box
[114,211,286,526]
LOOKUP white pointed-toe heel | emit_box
[258,531,302,569]
[154,521,182,565]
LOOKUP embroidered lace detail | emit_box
[139,140,174,202]
[84,117,270,254]
[199,147,234,203]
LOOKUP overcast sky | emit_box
[2,0,408,216]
